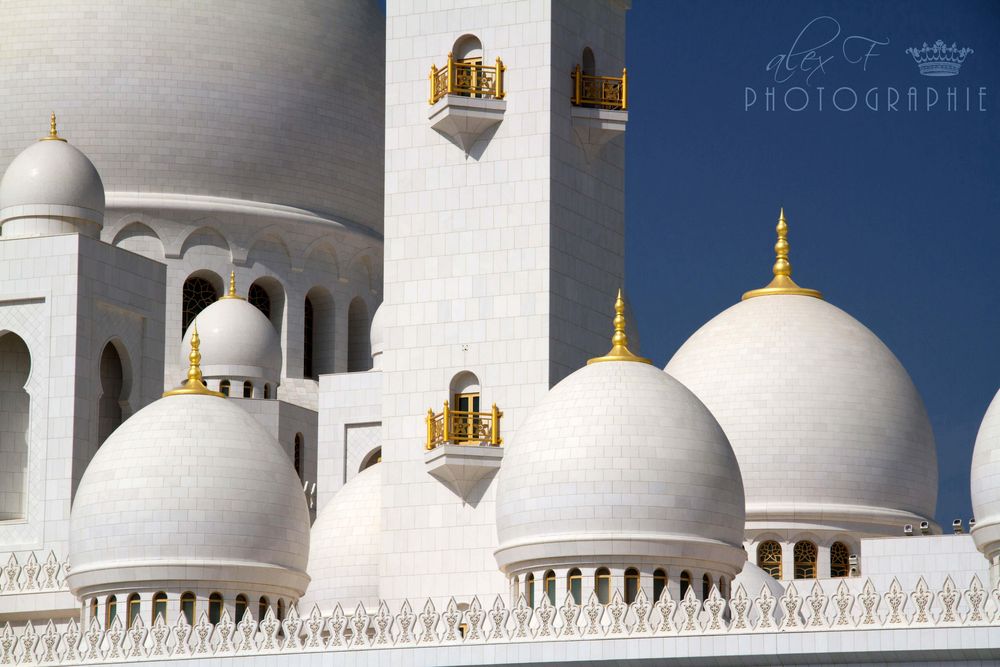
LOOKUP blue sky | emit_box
[625,1,1000,526]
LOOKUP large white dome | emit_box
[68,393,311,599]
[0,0,384,231]
[971,389,1000,563]
[495,359,746,576]
[182,295,282,387]
[301,464,382,613]
[0,124,104,237]
[665,294,938,534]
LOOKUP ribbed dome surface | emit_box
[971,389,1000,558]
[666,295,938,531]
[182,298,282,385]
[495,360,746,574]
[301,464,381,612]
[0,0,384,230]
[68,393,310,597]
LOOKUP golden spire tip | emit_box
[219,270,244,300]
[742,208,822,301]
[587,288,650,365]
[40,111,67,142]
[163,321,225,397]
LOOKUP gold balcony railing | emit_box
[429,53,506,104]
[426,401,503,450]
[571,65,627,110]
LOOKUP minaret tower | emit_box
[380,0,630,602]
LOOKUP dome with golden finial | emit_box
[666,209,938,538]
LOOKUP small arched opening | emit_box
[702,573,712,600]
[624,568,640,604]
[235,594,248,622]
[794,540,817,579]
[0,332,31,521]
[757,540,782,580]
[209,593,223,625]
[582,46,596,75]
[831,541,850,578]
[304,287,335,377]
[653,569,667,602]
[243,380,253,398]
[98,341,127,448]
[544,570,556,606]
[249,276,285,339]
[106,595,118,627]
[567,568,582,605]
[360,446,381,472]
[595,567,611,604]
[152,591,167,624]
[524,573,535,607]
[181,271,222,335]
[127,593,141,629]
[219,379,231,397]
[679,571,692,599]
[449,371,481,441]
[180,591,196,625]
[347,297,371,372]
[293,433,304,481]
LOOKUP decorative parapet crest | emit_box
[0,552,68,594]
[0,577,998,663]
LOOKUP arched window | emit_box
[294,433,303,480]
[182,275,219,334]
[347,297,371,372]
[360,446,381,472]
[567,568,582,604]
[595,567,611,604]
[277,599,285,622]
[89,598,98,623]
[258,596,269,621]
[127,593,141,629]
[0,333,31,520]
[235,594,248,622]
[582,46,596,75]
[653,569,667,602]
[544,570,556,606]
[243,380,253,398]
[702,573,712,600]
[719,576,728,599]
[451,34,485,98]
[449,371,481,442]
[679,571,691,599]
[181,592,196,625]
[263,384,270,399]
[624,568,640,604]
[219,379,230,396]
[248,283,271,320]
[303,296,314,378]
[106,595,117,627]
[304,287,335,377]
[757,540,782,580]
[524,573,534,607]
[794,541,817,579]
[152,591,167,623]
[209,593,223,625]
[98,341,125,448]
[830,541,850,578]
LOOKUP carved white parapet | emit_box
[424,443,503,498]
[0,576,996,663]
[0,552,68,594]
[428,95,507,154]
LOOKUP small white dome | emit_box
[0,127,105,237]
[971,389,1000,561]
[301,464,381,612]
[182,296,282,387]
[68,393,310,599]
[369,303,384,368]
[733,561,785,598]
[495,359,746,576]
[666,295,938,534]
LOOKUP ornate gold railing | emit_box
[429,53,506,104]
[571,65,627,110]
[426,401,503,449]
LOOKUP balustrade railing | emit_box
[429,53,506,104]
[426,401,502,449]
[572,65,628,110]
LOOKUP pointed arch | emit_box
[179,225,232,261]
[246,230,292,273]
[98,340,131,448]
[0,332,30,520]
[303,237,341,281]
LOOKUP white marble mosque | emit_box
[0,1,998,665]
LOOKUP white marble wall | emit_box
[380,0,628,605]
[317,370,382,511]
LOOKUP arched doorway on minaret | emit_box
[98,341,130,448]
[0,332,31,519]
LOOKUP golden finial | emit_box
[162,323,225,397]
[218,271,244,300]
[587,288,651,365]
[741,208,823,301]
[39,112,67,142]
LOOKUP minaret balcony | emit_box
[570,65,628,155]
[424,401,503,498]
[428,53,507,154]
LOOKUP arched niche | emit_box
[0,332,31,520]
[347,297,371,372]
[582,46,596,75]
[98,340,131,448]
[453,34,483,61]
[112,221,165,259]
[249,276,286,338]
[181,270,223,335]
[179,226,231,262]
[360,446,381,472]
[304,286,335,377]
